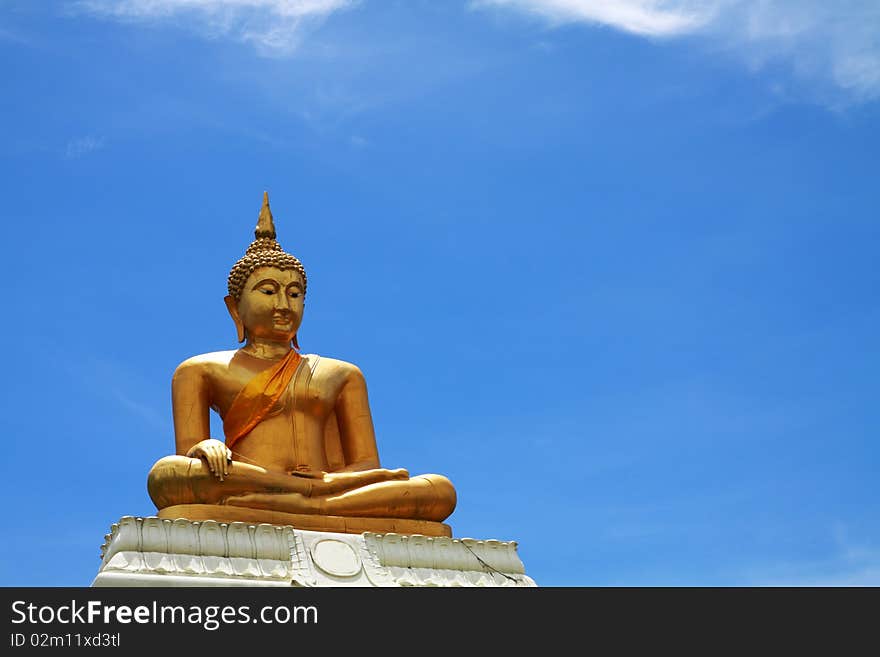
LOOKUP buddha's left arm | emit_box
[333,366,381,472]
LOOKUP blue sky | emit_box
[1,1,878,586]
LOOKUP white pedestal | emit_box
[92,516,537,587]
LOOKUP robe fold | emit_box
[222,349,302,450]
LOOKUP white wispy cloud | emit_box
[476,1,880,103]
[111,388,168,430]
[476,0,716,36]
[74,0,357,56]
[0,26,30,44]
[73,355,169,431]
[748,526,880,586]
[65,135,105,158]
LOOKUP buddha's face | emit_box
[234,266,304,343]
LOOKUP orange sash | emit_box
[223,349,302,450]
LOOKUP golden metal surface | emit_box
[157,505,453,538]
[148,193,457,530]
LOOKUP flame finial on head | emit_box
[255,191,276,239]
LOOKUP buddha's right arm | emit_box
[171,361,230,479]
[171,359,213,457]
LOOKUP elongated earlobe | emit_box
[293,334,300,350]
[224,295,246,343]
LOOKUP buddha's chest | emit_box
[215,357,341,473]
[264,371,336,418]
[212,356,341,420]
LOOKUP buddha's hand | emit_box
[186,439,232,482]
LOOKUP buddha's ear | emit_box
[224,295,246,343]
[293,334,300,350]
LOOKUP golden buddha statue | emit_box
[147,193,457,537]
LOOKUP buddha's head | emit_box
[225,192,307,347]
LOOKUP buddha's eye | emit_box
[259,288,274,295]
[289,292,300,298]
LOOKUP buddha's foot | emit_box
[221,474,455,521]
[222,492,317,514]
[319,468,408,493]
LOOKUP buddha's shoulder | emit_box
[172,350,238,378]
[304,354,365,380]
